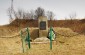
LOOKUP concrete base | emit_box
[34,37,50,42]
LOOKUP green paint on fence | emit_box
[20,27,31,53]
[20,30,26,53]
[50,27,53,50]
[26,28,31,49]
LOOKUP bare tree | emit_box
[7,0,14,23]
[15,9,27,19]
[47,11,55,20]
[12,9,29,19]
[8,6,54,21]
[30,10,35,20]
[7,8,13,23]
[17,9,23,19]
[69,12,77,19]
[35,7,45,19]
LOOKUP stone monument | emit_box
[38,16,48,37]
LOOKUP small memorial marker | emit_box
[38,16,48,37]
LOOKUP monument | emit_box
[38,16,48,37]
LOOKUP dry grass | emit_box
[0,35,85,55]
[53,27,77,36]
[0,27,85,55]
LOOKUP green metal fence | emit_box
[49,27,53,50]
[20,27,31,53]
[20,27,54,53]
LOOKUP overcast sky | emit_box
[0,0,85,25]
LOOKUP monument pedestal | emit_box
[38,16,48,38]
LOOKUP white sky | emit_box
[0,0,85,25]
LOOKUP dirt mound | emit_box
[0,26,19,38]
[53,27,77,37]
[21,27,39,40]
[8,19,85,32]
[0,26,78,39]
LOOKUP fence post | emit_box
[50,27,52,50]
[26,27,31,49]
[20,30,26,53]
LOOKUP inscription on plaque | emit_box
[40,21,46,30]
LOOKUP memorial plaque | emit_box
[38,16,48,37]
[40,21,46,30]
